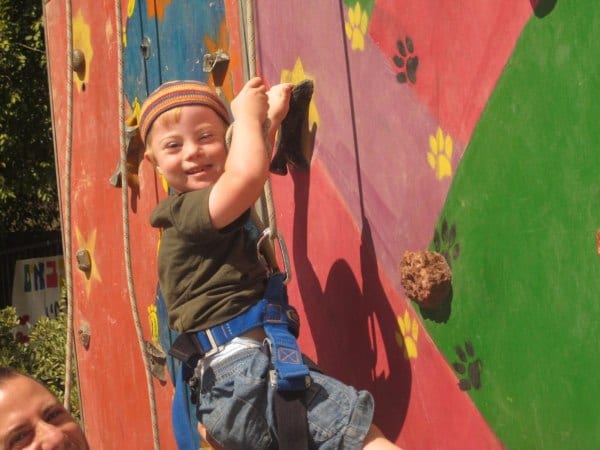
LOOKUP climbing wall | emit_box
[43,0,599,448]
[425,2,600,448]
[43,0,176,448]
[43,0,245,448]
[257,0,599,449]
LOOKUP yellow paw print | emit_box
[395,310,418,359]
[427,127,453,180]
[344,2,368,51]
[148,304,159,343]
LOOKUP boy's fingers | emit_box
[245,76,265,90]
[267,83,293,100]
[247,76,262,84]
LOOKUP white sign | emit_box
[11,256,65,339]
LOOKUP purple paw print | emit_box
[393,36,419,84]
[453,341,482,391]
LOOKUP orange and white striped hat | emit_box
[138,80,230,144]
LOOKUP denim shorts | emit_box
[195,341,374,450]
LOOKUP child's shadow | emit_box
[291,168,411,439]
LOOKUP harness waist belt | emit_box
[169,273,310,391]
[195,298,269,355]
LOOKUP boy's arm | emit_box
[208,77,269,230]
[208,78,292,230]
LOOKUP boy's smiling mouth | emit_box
[187,165,212,175]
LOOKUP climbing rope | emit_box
[242,0,292,282]
[114,2,161,449]
[55,4,161,447]
[61,0,75,412]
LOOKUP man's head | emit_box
[140,81,231,192]
[0,368,89,450]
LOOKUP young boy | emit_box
[141,77,400,449]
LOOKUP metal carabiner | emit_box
[256,228,292,284]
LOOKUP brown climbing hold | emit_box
[399,250,452,308]
[78,321,91,349]
[144,340,167,383]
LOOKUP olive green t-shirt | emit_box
[150,188,267,333]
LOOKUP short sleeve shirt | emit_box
[150,187,267,333]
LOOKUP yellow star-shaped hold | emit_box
[127,0,135,17]
[122,0,137,47]
[280,58,320,128]
[75,227,102,298]
[72,9,93,92]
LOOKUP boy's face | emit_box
[147,105,228,193]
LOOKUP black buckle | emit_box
[168,332,205,368]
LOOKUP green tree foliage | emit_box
[0,297,80,419]
[0,0,59,233]
[0,306,27,367]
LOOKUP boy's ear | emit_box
[144,150,160,172]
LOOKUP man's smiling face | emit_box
[0,374,89,450]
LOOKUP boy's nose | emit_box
[182,142,202,159]
[37,421,66,449]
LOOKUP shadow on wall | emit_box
[291,168,412,440]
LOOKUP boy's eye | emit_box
[164,141,181,150]
[198,132,213,141]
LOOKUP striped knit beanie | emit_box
[138,80,230,145]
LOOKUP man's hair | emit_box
[0,367,21,386]
[0,367,48,393]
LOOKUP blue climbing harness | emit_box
[169,272,311,449]
[170,272,310,390]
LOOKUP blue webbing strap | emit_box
[190,274,310,391]
[263,275,311,450]
[169,274,310,448]
[172,362,200,450]
[194,298,268,351]
[262,273,311,391]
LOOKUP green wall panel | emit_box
[425,1,599,448]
